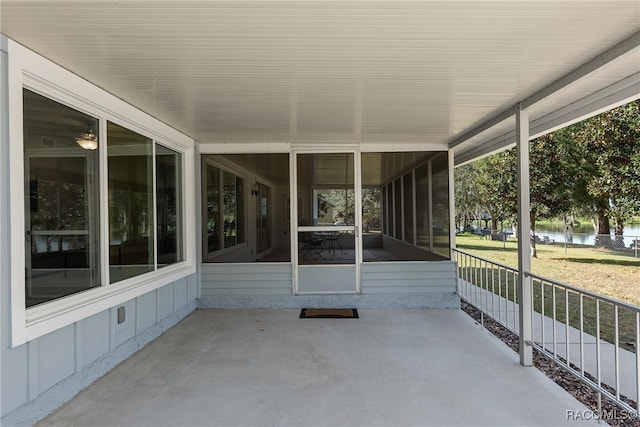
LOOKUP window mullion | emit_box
[99,117,110,287]
[219,168,224,250]
[152,142,158,271]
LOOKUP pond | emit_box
[533,222,640,247]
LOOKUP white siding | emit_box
[362,261,458,294]
[201,263,293,296]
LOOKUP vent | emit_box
[41,137,55,148]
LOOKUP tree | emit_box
[568,100,640,246]
[454,164,483,229]
[475,150,517,230]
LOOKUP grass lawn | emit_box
[455,233,640,306]
[456,232,640,351]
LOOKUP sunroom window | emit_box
[204,163,246,255]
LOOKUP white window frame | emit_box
[7,40,196,347]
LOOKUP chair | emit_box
[300,232,323,259]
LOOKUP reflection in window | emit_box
[156,145,183,267]
[371,151,450,261]
[23,89,100,307]
[394,178,402,238]
[313,189,354,225]
[432,154,450,258]
[204,164,245,255]
[108,122,154,283]
[256,184,271,254]
[362,188,381,233]
[381,185,387,235]
[415,164,430,249]
[403,172,414,243]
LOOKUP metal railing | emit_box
[454,248,640,417]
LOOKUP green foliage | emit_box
[570,101,640,234]
[454,100,640,237]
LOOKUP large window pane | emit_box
[432,154,450,258]
[108,122,154,283]
[156,145,183,267]
[362,188,381,233]
[415,163,430,249]
[206,165,221,253]
[204,162,246,256]
[403,172,414,243]
[394,178,402,238]
[256,184,271,254]
[23,89,100,307]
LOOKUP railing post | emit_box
[516,104,533,366]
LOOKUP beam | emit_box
[522,31,640,109]
[516,104,533,367]
[454,71,640,166]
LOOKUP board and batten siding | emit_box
[1,275,198,426]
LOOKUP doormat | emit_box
[299,308,359,319]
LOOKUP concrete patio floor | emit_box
[37,308,596,427]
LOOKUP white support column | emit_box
[516,104,533,366]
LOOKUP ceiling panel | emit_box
[1,1,638,153]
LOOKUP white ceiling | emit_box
[2,1,639,160]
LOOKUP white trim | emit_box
[412,169,417,246]
[428,159,434,253]
[354,149,363,293]
[516,105,533,367]
[293,150,361,295]
[360,142,447,152]
[290,151,299,294]
[199,142,291,154]
[448,150,456,259]
[7,40,196,347]
[99,115,110,288]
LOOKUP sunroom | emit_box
[198,150,456,307]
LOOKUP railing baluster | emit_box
[541,280,545,352]
[474,256,478,307]
[451,249,639,418]
[552,283,557,359]
[614,305,619,401]
[565,288,570,372]
[580,294,584,378]
[596,299,602,417]
[498,266,503,325]
[636,311,639,413]
[491,266,496,317]
[513,270,517,332]
[484,260,489,314]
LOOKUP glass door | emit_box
[293,152,361,294]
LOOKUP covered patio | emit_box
[36,309,594,427]
[1,1,639,426]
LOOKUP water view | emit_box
[532,222,640,247]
